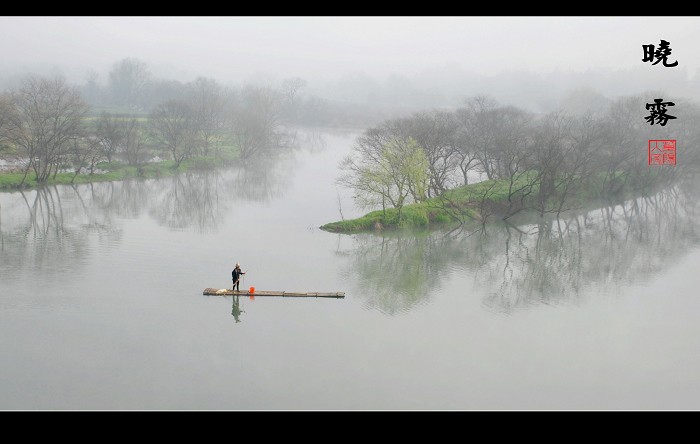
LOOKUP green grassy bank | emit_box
[320,179,506,233]
[0,151,238,191]
[320,171,659,233]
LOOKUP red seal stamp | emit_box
[649,140,676,165]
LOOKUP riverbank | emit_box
[320,177,513,233]
[0,151,238,191]
[319,171,670,233]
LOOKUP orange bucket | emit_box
[249,287,255,294]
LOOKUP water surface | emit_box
[2,128,700,410]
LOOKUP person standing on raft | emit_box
[232,263,246,291]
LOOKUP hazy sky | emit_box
[1,16,698,85]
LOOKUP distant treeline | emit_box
[0,58,315,187]
[73,57,413,128]
[0,76,289,186]
[0,57,424,189]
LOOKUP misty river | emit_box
[2,128,700,410]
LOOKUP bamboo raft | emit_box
[203,288,345,298]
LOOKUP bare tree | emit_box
[149,99,196,168]
[3,75,90,186]
[82,69,102,105]
[462,103,536,220]
[458,95,501,181]
[552,112,607,218]
[335,185,345,221]
[386,111,461,198]
[0,93,21,158]
[68,136,104,183]
[108,57,151,109]
[186,77,228,156]
[280,77,307,121]
[95,112,124,163]
[122,117,148,169]
[452,106,484,186]
[528,111,575,217]
[670,98,700,170]
[597,93,673,197]
[228,86,287,160]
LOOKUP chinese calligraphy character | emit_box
[645,98,676,126]
[642,40,678,67]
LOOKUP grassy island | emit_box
[320,170,670,233]
[320,186,475,233]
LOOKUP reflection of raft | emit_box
[203,288,345,298]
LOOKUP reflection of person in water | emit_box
[232,263,246,291]
[231,295,244,323]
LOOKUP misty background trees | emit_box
[0,57,311,183]
[108,57,151,109]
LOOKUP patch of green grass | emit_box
[320,170,660,233]
[0,171,107,189]
[320,199,460,233]
[0,148,244,190]
[0,173,34,189]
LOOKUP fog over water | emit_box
[2,17,700,410]
[2,129,700,409]
[1,17,699,112]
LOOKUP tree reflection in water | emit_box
[0,141,300,287]
[337,178,700,315]
[0,185,124,285]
